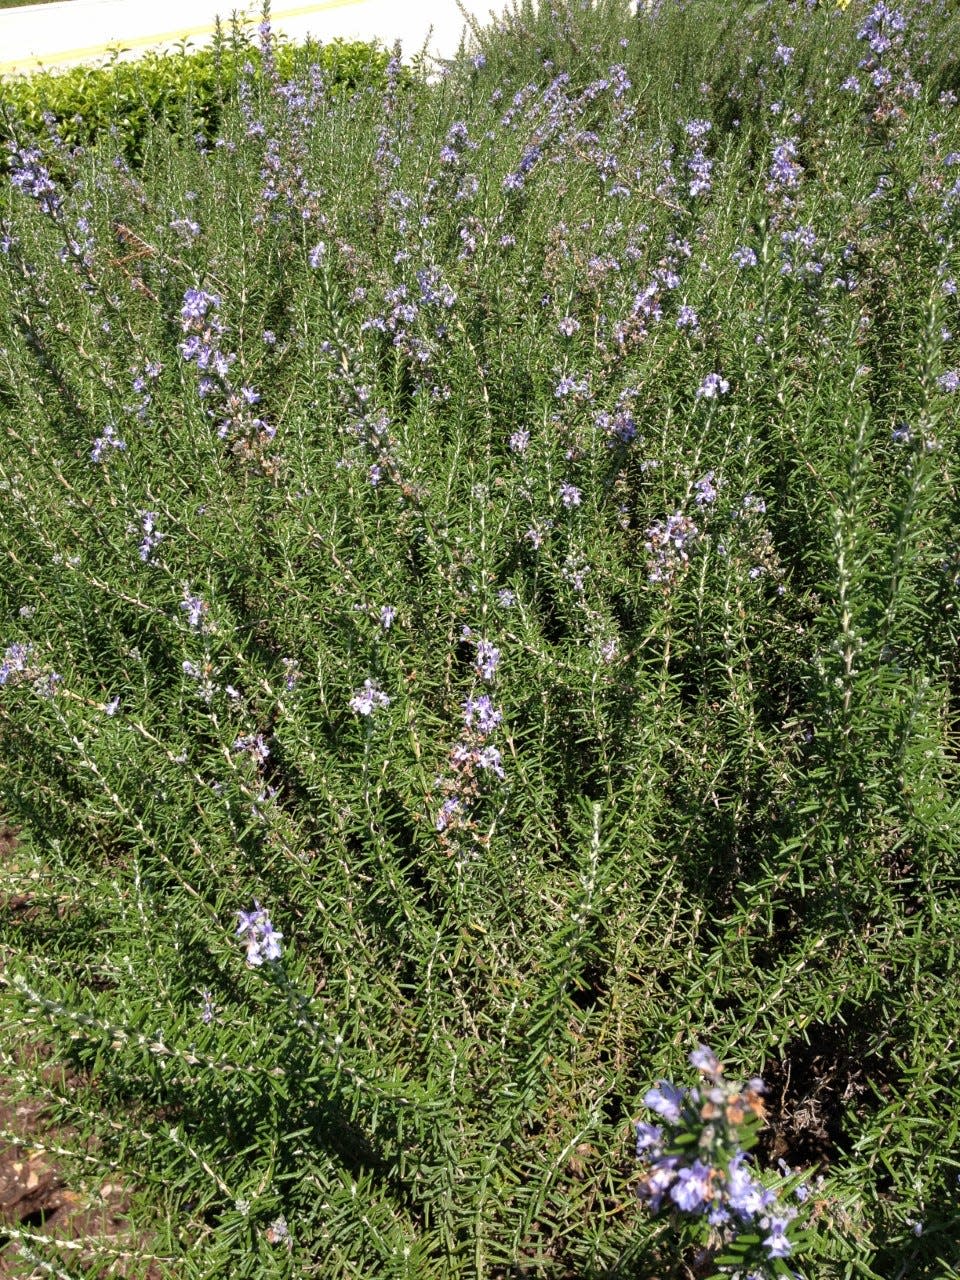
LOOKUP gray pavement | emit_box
[0,0,503,77]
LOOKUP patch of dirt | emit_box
[758,1016,889,1172]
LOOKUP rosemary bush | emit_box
[1,2,959,1276]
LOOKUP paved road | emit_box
[0,0,501,76]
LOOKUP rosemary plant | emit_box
[1,2,959,1276]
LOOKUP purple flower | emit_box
[233,733,270,764]
[858,3,907,56]
[689,1043,721,1074]
[417,267,457,309]
[742,493,766,515]
[686,150,713,198]
[558,315,580,336]
[767,138,803,191]
[349,679,390,716]
[636,1054,797,1260]
[762,1214,794,1258]
[476,745,505,778]
[509,429,530,453]
[201,990,215,1023]
[676,304,699,330]
[726,1153,777,1221]
[462,694,502,735]
[938,370,960,392]
[475,639,500,681]
[252,926,281,962]
[670,1160,714,1213]
[643,1081,685,1123]
[685,118,712,140]
[0,642,32,686]
[694,472,718,506]
[180,591,207,629]
[635,1121,663,1154]
[180,287,221,328]
[696,372,729,399]
[559,482,582,508]
[170,217,200,241]
[8,147,61,215]
[555,373,589,399]
[137,511,163,563]
[773,44,794,66]
[436,796,462,831]
[379,605,396,630]
[37,672,62,699]
[210,351,234,379]
[732,245,757,268]
[179,335,203,364]
[782,223,816,256]
[91,422,126,464]
[518,145,541,174]
[637,1155,680,1212]
[236,900,283,966]
[596,407,637,444]
[182,659,215,703]
[645,513,698,584]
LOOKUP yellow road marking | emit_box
[0,0,368,75]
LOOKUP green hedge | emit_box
[0,29,392,161]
